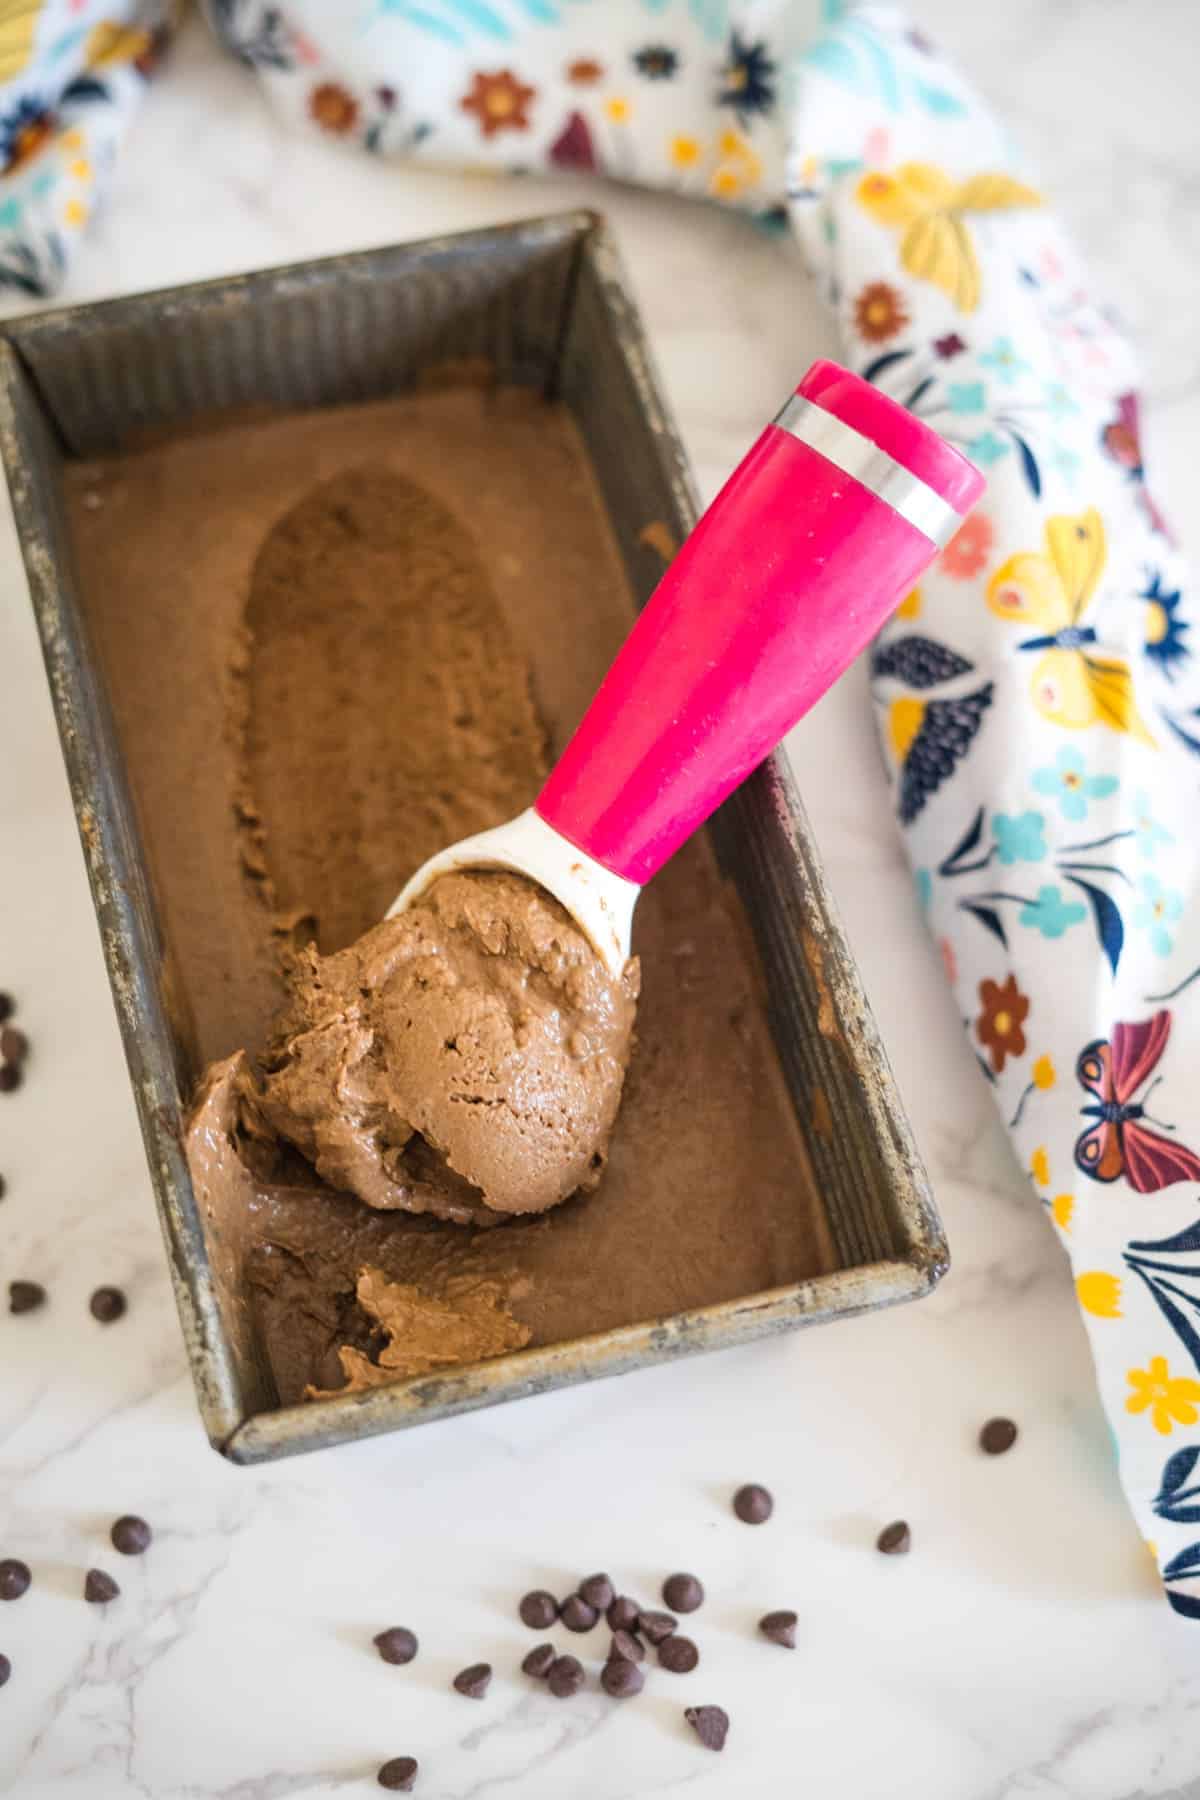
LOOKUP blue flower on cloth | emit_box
[947,381,986,414]
[979,336,1031,384]
[1032,747,1119,821]
[1019,884,1087,938]
[1133,789,1174,859]
[1136,875,1184,955]
[914,867,933,912]
[966,429,1009,465]
[1044,381,1079,418]
[994,810,1047,864]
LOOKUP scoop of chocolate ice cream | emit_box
[254,870,639,1224]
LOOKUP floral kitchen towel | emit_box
[78,0,1196,1617]
[0,0,172,296]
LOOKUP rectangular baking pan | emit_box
[0,212,946,1462]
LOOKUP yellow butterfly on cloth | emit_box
[987,507,1155,744]
[856,163,1042,313]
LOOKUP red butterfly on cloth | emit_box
[1074,1010,1200,1192]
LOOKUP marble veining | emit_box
[2,5,1200,1796]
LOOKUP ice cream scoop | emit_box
[392,359,985,974]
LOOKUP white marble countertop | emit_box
[3,5,1200,1797]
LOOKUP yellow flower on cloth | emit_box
[987,508,1155,743]
[86,21,152,69]
[1078,1271,1122,1318]
[0,0,44,84]
[855,163,1041,312]
[1127,1357,1200,1436]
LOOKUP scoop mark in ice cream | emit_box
[252,870,639,1226]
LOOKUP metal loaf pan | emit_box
[0,212,946,1462]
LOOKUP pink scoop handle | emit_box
[535,359,985,887]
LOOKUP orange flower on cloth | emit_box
[976,973,1030,1073]
[856,162,1041,312]
[309,82,359,135]
[940,511,993,579]
[853,280,909,343]
[566,58,603,85]
[1127,1358,1200,1436]
[461,69,536,138]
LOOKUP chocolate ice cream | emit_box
[65,387,833,1409]
[253,870,638,1225]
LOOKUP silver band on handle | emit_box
[772,393,965,548]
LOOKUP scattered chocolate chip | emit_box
[8,1281,45,1315]
[547,1653,585,1698]
[0,1065,21,1093]
[377,1756,418,1792]
[662,1573,704,1613]
[453,1662,491,1699]
[0,993,13,1024]
[373,1627,418,1665]
[0,1652,10,1687]
[685,1704,729,1751]
[84,1569,120,1604]
[608,1629,644,1665]
[607,1594,641,1632]
[518,1589,559,1629]
[638,1609,677,1645]
[90,1287,127,1324]
[876,1520,911,1556]
[601,1656,644,1698]
[733,1483,773,1524]
[110,1515,151,1556]
[1,1028,27,1064]
[0,1560,31,1601]
[658,1635,699,1674]
[758,1609,798,1648]
[0,1174,7,1201]
[521,1642,556,1679]
[578,1572,614,1611]
[560,1593,598,1633]
[980,1417,1018,1456]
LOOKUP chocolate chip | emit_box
[578,1572,614,1611]
[373,1627,417,1665]
[559,1593,598,1633]
[90,1287,127,1324]
[733,1483,773,1524]
[608,1629,644,1664]
[0,1174,7,1201]
[607,1593,641,1632]
[980,1417,1018,1456]
[758,1609,798,1648]
[377,1756,418,1791]
[453,1662,491,1699]
[518,1589,559,1629]
[110,1515,151,1555]
[0,1653,10,1687]
[662,1572,703,1613]
[876,1520,911,1555]
[547,1653,584,1698]
[0,1560,31,1601]
[0,993,13,1024]
[84,1569,120,1604]
[9,1281,45,1315]
[658,1635,699,1674]
[638,1609,677,1645]
[601,1656,644,1698]
[0,1065,21,1093]
[521,1642,556,1679]
[1,1028,27,1064]
[685,1704,729,1751]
